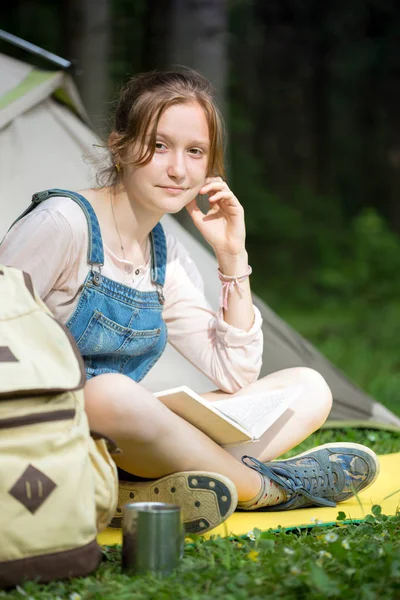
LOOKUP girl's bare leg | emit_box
[201,367,333,463]
[84,373,261,501]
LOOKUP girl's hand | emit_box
[186,177,246,259]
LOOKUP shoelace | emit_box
[242,455,337,508]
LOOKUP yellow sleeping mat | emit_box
[98,452,399,545]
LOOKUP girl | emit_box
[0,69,379,534]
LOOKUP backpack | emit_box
[0,265,119,588]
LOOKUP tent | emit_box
[1,51,399,429]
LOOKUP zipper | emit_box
[0,409,75,430]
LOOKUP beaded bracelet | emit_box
[218,265,253,310]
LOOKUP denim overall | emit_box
[15,189,168,382]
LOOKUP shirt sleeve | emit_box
[0,208,75,299]
[163,234,264,393]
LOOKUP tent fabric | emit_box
[0,53,90,124]
[0,53,32,96]
[1,52,399,429]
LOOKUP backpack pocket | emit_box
[0,393,102,588]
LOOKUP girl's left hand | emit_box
[186,177,246,257]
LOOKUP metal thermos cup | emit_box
[121,502,184,576]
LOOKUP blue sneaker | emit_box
[242,442,380,510]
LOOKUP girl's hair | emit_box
[97,68,226,187]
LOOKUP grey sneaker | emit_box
[111,471,238,534]
[242,442,380,511]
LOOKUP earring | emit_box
[115,162,121,173]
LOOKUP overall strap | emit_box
[150,222,167,290]
[9,189,104,270]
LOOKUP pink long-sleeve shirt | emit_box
[0,196,263,392]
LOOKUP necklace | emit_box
[110,190,127,262]
[109,190,145,282]
[109,191,165,304]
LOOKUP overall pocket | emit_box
[76,310,161,357]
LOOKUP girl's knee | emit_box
[294,367,332,393]
[294,367,333,422]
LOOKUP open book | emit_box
[155,384,304,446]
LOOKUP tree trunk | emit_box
[310,0,331,195]
[143,0,173,70]
[63,0,111,136]
[168,0,228,118]
[161,0,229,244]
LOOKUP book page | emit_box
[155,386,253,445]
[212,385,304,440]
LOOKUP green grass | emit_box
[281,427,400,458]
[2,509,399,599]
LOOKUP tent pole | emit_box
[0,29,72,72]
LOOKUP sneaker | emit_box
[242,442,380,511]
[110,471,238,534]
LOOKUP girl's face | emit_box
[122,101,210,216]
